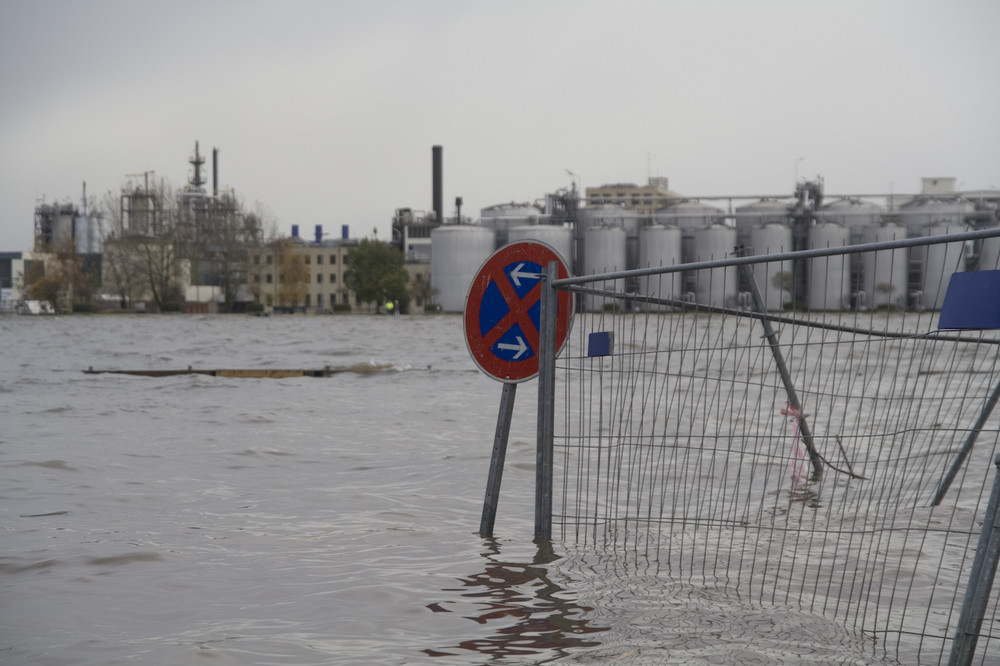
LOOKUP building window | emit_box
[330,274,336,283]
[266,273,273,284]
[254,274,260,283]
[317,294,323,308]
[266,255,273,265]
[317,273,323,284]
[305,294,311,307]
[305,255,311,265]
[253,255,260,265]
[330,255,337,264]
[317,255,323,265]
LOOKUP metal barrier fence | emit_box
[535,227,1000,664]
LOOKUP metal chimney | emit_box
[432,145,443,224]
[213,148,219,196]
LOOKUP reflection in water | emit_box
[424,539,608,661]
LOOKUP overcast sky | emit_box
[1,0,998,251]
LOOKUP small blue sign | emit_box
[588,331,614,357]
[939,271,1000,330]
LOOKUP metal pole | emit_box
[535,261,558,540]
[479,382,517,537]
[737,252,823,480]
[933,377,1000,506]
[949,454,1000,666]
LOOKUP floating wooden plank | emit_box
[83,365,391,378]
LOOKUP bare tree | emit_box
[274,240,309,307]
[99,177,183,311]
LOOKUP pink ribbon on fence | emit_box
[780,402,808,487]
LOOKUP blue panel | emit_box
[939,271,1000,330]
[588,331,614,357]
[491,322,535,361]
[503,260,542,299]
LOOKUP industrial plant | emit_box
[395,147,1000,314]
[4,142,1000,315]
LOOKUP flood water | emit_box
[1,314,899,664]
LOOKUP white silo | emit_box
[899,197,974,234]
[578,203,644,270]
[583,225,627,312]
[507,225,574,275]
[913,222,969,311]
[808,221,850,311]
[431,225,496,313]
[691,224,737,308]
[749,223,793,311]
[820,198,885,244]
[735,198,791,249]
[638,224,682,311]
[861,223,908,310]
[979,225,1000,271]
[480,203,543,248]
[74,214,91,254]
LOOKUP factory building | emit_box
[421,165,1000,313]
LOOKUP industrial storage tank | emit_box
[578,204,645,270]
[899,197,975,234]
[430,225,496,313]
[637,224,682,311]
[820,198,884,244]
[73,213,105,254]
[734,198,790,249]
[861,223,908,310]
[978,224,1000,271]
[912,222,969,310]
[807,221,850,311]
[690,224,737,308]
[582,225,626,312]
[480,203,543,248]
[655,200,727,265]
[748,223,793,311]
[654,200,726,230]
[506,225,574,275]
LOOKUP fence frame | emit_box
[533,225,1000,663]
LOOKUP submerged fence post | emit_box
[933,377,1000,506]
[949,454,1000,666]
[736,250,823,480]
[535,261,558,541]
[479,382,517,537]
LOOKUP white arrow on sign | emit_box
[508,263,540,288]
[496,336,528,360]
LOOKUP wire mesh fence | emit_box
[546,228,1000,664]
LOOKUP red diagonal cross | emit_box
[480,262,542,351]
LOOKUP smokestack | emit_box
[213,148,219,196]
[432,145,443,224]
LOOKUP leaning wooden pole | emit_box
[737,250,823,480]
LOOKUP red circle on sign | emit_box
[464,241,574,383]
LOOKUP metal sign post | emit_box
[535,261,558,541]
[464,242,572,537]
[479,382,516,537]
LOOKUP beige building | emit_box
[249,241,370,313]
[585,177,681,214]
[248,240,431,314]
